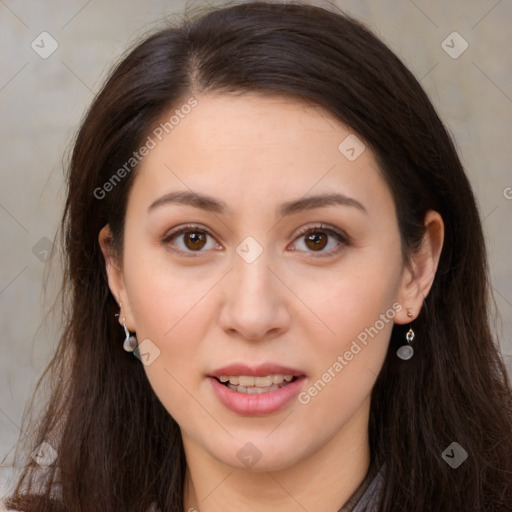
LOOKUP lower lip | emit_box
[209,376,306,416]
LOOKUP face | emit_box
[101,92,421,472]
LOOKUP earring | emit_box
[396,326,414,360]
[122,317,138,352]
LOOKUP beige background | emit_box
[1,0,511,496]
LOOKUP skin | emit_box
[99,92,444,512]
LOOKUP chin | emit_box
[208,436,310,473]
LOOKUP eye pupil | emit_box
[305,232,328,251]
[185,232,207,250]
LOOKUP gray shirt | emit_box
[338,464,385,512]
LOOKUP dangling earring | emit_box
[114,303,137,352]
[397,325,415,360]
[122,317,138,352]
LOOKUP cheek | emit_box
[122,238,213,341]
[122,257,210,420]
[121,245,222,412]
[291,252,402,411]
[294,251,402,347]
[293,276,398,431]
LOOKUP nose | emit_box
[218,247,291,342]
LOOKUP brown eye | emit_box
[304,231,328,251]
[291,224,349,257]
[183,231,207,250]
[162,225,219,256]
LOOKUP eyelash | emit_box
[162,223,350,258]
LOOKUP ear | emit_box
[395,210,444,324]
[98,225,136,331]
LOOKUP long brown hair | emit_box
[6,1,512,510]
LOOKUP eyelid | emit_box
[162,223,213,242]
[293,223,349,240]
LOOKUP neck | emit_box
[183,397,371,512]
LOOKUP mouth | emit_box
[213,374,299,394]
[208,364,307,415]
[208,362,306,393]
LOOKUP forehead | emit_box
[130,92,393,219]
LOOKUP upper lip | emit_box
[209,363,306,378]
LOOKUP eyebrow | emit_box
[147,190,367,216]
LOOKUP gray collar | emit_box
[338,464,385,512]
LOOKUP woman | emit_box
[3,1,512,511]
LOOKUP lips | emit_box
[208,363,307,416]
[209,363,305,378]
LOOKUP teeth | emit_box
[218,374,295,388]
[227,383,282,394]
[238,375,256,387]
